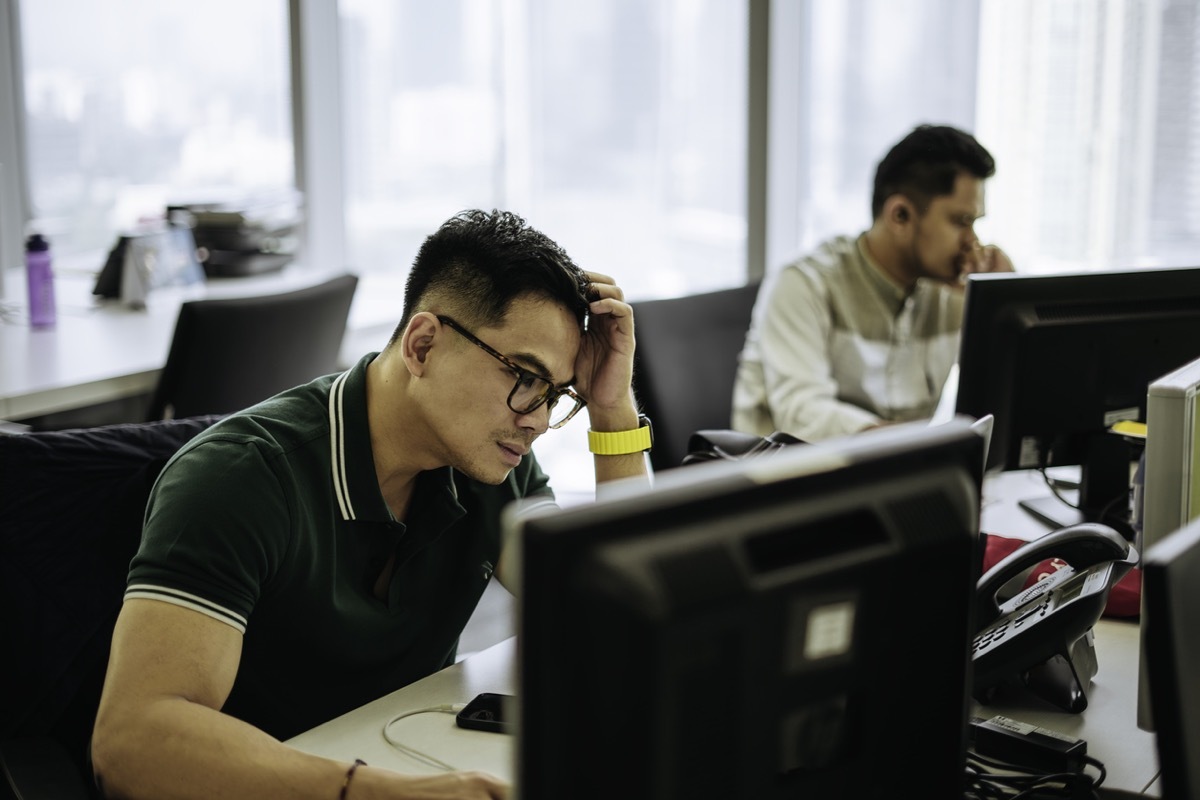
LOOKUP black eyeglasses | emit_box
[437,315,585,429]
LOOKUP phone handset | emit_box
[976,523,1136,630]
[972,523,1139,712]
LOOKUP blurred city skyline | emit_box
[16,0,1200,302]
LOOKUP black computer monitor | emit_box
[955,266,1200,535]
[1142,515,1200,800]
[511,418,985,799]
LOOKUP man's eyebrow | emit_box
[510,349,576,389]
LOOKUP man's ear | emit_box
[401,312,441,376]
[884,195,916,228]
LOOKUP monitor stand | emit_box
[1018,433,1138,539]
[1019,494,1087,530]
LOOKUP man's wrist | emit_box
[587,414,653,455]
[585,399,644,431]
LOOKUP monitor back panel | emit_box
[515,420,984,799]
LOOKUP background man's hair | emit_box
[871,124,996,219]
[389,209,592,346]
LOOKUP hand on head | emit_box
[572,270,636,411]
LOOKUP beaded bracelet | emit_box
[339,759,367,800]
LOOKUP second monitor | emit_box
[955,266,1200,535]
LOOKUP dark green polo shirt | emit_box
[126,353,553,739]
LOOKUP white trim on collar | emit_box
[328,370,356,521]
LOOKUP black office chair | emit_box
[145,273,359,420]
[630,281,761,472]
[0,416,221,799]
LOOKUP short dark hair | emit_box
[871,124,996,219]
[389,209,593,346]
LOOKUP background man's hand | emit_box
[962,244,1015,278]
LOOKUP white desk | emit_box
[0,266,401,422]
[981,467,1080,541]
[970,620,1159,798]
[286,638,516,781]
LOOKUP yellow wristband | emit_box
[587,415,653,455]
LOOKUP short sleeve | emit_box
[125,438,292,633]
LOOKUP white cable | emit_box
[381,703,467,772]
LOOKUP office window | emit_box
[766,0,982,272]
[19,0,293,263]
[339,0,748,300]
[976,0,1200,272]
[772,0,1200,276]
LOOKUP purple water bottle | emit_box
[25,233,57,327]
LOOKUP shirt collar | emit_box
[855,234,923,314]
[327,353,464,524]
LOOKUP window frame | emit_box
[0,0,30,291]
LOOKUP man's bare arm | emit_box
[92,599,507,800]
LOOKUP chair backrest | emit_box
[630,282,760,472]
[146,273,359,420]
[0,416,221,790]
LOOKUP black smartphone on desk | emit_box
[455,692,513,734]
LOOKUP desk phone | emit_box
[972,523,1138,712]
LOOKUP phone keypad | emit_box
[972,596,1052,656]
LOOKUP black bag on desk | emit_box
[681,429,805,465]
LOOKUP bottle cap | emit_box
[26,233,50,252]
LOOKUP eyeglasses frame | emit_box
[435,314,586,429]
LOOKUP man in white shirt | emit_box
[732,124,1014,442]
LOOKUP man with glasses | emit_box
[92,209,649,799]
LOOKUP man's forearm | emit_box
[93,697,508,799]
[92,696,352,800]
[593,450,651,484]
